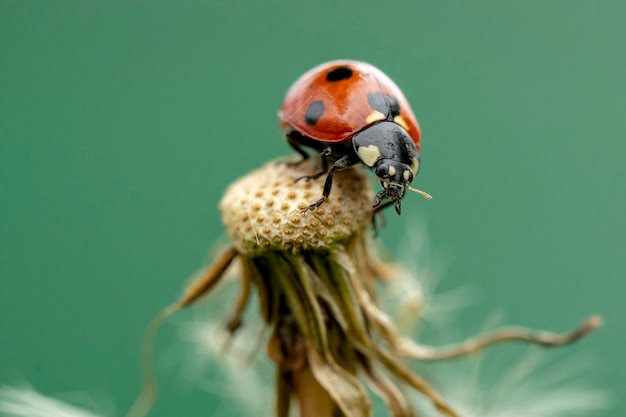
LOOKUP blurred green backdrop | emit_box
[1,1,624,416]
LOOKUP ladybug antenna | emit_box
[406,185,432,200]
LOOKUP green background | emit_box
[1,1,624,416]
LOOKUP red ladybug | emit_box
[279,60,431,215]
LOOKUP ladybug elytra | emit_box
[279,60,430,215]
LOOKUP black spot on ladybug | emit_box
[367,92,402,119]
[326,67,353,82]
[386,94,401,117]
[367,92,388,114]
[305,100,325,125]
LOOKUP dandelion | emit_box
[126,156,601,417]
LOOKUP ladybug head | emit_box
[353,122,431,215]
[372,159,417,215]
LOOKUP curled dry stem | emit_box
[396,315,603,361]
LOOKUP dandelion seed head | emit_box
[220,157,374,254]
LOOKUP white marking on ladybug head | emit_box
[365,110,386,125]
[357,145,382,167]
[410,157,419,175]
[403,169,411,181]
[388,165,396,176]
[394,115,409,131]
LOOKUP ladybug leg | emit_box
[319,147,332,173]
[371,198,395,235]
[371,211,386,237]
[286,134,310,165]
[295,147,332,183]
[302,153,358,213]
[373,189,403,215]
[371,196,396,235]
[373,199,395,213]
[372,189,388,209]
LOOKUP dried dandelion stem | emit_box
[292,368,337,417]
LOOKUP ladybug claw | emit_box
[301,198,325,213]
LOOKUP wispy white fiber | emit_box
[0,385,111,417]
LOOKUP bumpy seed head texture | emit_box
[220,157,374,254]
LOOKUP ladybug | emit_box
[279,60,431,215]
